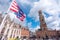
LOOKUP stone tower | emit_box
[39,10,47,30]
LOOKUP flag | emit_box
[10,0,26,21]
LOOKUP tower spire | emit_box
[39,10,47,30]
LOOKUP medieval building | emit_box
[36,10,60,39]
[0,14,30,40]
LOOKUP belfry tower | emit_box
[39,10,47,30]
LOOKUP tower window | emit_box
[42,19,43,21]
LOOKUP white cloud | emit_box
[34,25,40,30]
[28,22,32,27]
[27,22,40,32]
[18,0,39,6]
[27,22,39,32]
[28,0,60,30]
[29,25,40,32]
[0,0,11,12]
[18,0,34,7]
[19,0,31,4]
[28,3,40,21]
[19,18,27,27]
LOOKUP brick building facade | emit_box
[8,24,30,39]
[36,10,60,39]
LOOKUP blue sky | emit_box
[0,0,60,32]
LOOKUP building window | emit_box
[39,36,40,38]
[42,19,43,21]
[23,36,26,39]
